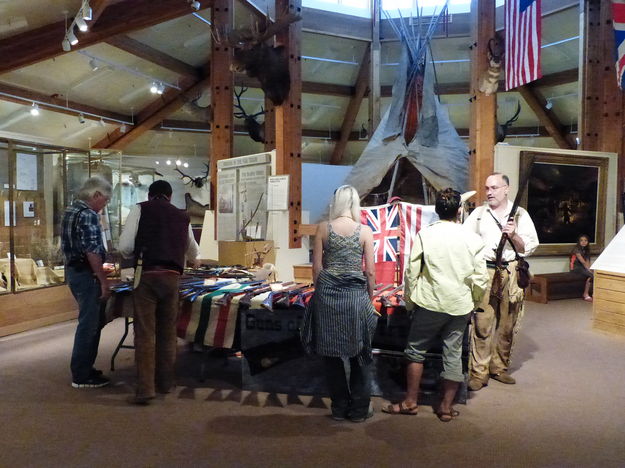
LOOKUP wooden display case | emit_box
[593,270,625,336]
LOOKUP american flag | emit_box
[505,0,542,90]
[398,203,438,282]
[613,0,625,89]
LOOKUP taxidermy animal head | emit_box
[234,87,267,143]
[174,163,210,188]
[496,101,521,143]
[215,13,301,106]
[478,36,504,96]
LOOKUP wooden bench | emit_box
[525,272,589,304]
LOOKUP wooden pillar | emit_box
[209,0,234,210]
[275,0,302,248]
[468,0,496,202]
[369,0,381,134]
[264,97,275,152]
[580,0,625,214]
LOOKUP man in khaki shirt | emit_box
[382,189,488,421]
[464,173,539,391]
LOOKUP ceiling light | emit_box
[156,83,165,95]
[545,100,553,110]
[176,159,182,166]
[62,37,71,52]
[155,161,160,165]
[82,1,92,20]
[190,0,201,11]
[150,82,158,94]
[75,16,88,32]
[99,118,106,127]
[30,103,40,116]
[166,160,172,165]
[120,124,127,133]
[78,113,85,124]
[67,28,78,45]
[89,58,99,71]
[183,162,189,168]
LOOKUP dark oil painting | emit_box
[527,162,598,244]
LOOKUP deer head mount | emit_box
[174,163,210,188]
[479,36,504,96]
[214,13,301,106]
[496,101,521,143]
[234,87,267,143]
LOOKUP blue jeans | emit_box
[67,266,103,382]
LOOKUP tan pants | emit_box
[132,272,180,398]
[470,264,524,382]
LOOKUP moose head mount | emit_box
[215,13,301,106]
[174,163,210,188]
[496,101,521,143]
[234,87,267,143]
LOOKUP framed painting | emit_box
[519,151,608,256]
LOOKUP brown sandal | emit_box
[435,407,459,422]
[381,401,419,415]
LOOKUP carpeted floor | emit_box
[1,298,624,468]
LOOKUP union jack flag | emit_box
[360,202,438,285]
[613,0,625,89]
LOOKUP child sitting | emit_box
[570,234,593,302]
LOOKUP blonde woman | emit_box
[301,185,378,422]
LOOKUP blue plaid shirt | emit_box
[61,200,105,264]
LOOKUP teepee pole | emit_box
[386,157,401,203]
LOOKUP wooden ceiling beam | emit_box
[90,0,116,25]
[518,85,574,150]
[0,0,212,75]
[0,82,129,123]
[96,77,210,149]
[105,35,201,79]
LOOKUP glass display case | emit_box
[0,138,123,294]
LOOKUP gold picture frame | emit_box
[519,151,608,256]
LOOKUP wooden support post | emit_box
[264,97,276,152]
[469,0,496,201]
[275,0,302,248]
[209,0,234,210]
[580,0,625,214]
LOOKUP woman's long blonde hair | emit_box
[329,185,361,221]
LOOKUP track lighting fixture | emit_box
[82,1,92,20]
[67,28,78,46]
[150,82,158,94]
[75,16,88,32]
[78,113,85,124]
[156,83,165,95]
[62,37,71,52]
[99,118,106,127]
[30,103,40,116]
[166,160,172,165]
[189,0,201,11]
[176,160,182,166]
[120,123,127,133]
[183,162,189,168]
[155,161,160,165]
[545,100,553,110]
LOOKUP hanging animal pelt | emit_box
[214,13,301,106]
[479,36,504,96]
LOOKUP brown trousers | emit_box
[470,264,524,382]
[132,272,180,398]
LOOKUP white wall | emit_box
[494,144,618,274]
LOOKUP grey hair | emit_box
[329,185,361,222]
[77,176,112,201]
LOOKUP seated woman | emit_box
[570,234,593,302]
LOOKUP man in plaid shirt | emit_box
[61,176,112,389]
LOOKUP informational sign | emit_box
[23,201,35,218]
[217,169,238,241]
[16,153,38,191]
[267,175,289,211]
[239,165,270,239]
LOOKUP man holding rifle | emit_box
[464,173,538,391]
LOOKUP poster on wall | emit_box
[239,165,270,239]
[3,201,16,226]
[23,201,35,218]
[16,153,38,191]
[217,169,238,241]
[267,175,289,211]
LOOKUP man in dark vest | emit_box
[119,180,199,404]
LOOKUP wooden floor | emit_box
[1,298,624,467]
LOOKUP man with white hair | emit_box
[61,176,112,389]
